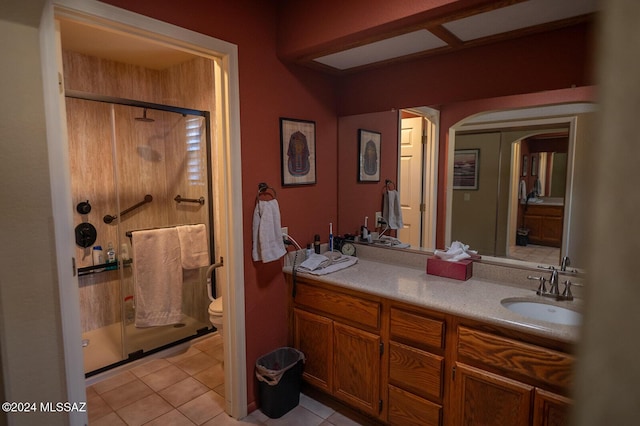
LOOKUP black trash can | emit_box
[516,228,529,246]
[255,347,305,418]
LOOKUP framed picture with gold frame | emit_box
[358,129,381,182]
[280,117,316,186]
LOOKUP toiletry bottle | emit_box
[124,295,135,325]
[106,242,116,270]
[329,223,334,252]
[120,243,130,261]
[361,216,369,241]
[314,234,321,254]
[92,246,104,271]
[306,244,313,258]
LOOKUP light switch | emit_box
[464,193,471,201]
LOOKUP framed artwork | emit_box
[280,117,316,186]
[358,129,381,182]
[522,155,528,177]
[453,149,479,190]
[531,154,538,176]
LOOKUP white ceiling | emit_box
[314,0,599,71]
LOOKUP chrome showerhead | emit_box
[135,108,154,122]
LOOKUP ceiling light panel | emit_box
[314,29,447,70]
[442,0,598,42]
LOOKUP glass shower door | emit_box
[68,94,214,375]
[112,104,213,359]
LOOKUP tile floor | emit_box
[87,333,367,425]
[508,243,560,265]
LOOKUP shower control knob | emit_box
[76,200,92,215]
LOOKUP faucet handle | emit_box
[561,280,574,300]
[528,275,547,295]
[561,256,571,271]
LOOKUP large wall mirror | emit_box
[338,101,597,271]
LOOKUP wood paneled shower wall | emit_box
[63,50,216,333]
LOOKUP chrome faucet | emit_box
[528,267,574,300]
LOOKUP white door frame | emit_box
[39,1,246,423]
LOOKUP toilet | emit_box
[208,297,223,338]
[206,261,224,339]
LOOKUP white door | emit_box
[398,117,424,247]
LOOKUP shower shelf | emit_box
[78,259,133,277]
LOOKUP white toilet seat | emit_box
[208,297,223,315]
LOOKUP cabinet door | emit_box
[540,216,563,247]
[453,363,533,426]
[524,214,543,241]
[533,388,572,426]
[333,322,381,416]
[293,308,333,393]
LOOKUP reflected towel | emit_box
[534,178,542,196]
[519,179,527,204]
[177,224,210,269]
[383,190,404,229]
[252,199,286,263]
[131,228,183,327]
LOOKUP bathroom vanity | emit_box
[284,247,580,425]
[523,203,564,247]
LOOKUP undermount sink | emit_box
[501,298,582,326]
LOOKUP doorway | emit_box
[398,108,438,249]
[42,0,246,420]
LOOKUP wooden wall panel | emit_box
[65,50,213,331]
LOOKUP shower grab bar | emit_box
[104,194,153,224]
[174,195,205,205]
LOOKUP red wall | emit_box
[100,0,338,409]
[337,111,399,236]
[336,23,595,116]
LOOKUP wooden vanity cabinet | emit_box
[288,276,575,426]
[523,204,564,247]
[290,278,384,419]
[387,305,445,426]
[451,324,574,426]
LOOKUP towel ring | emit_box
[385,179,396,191]
[256,182,277,201]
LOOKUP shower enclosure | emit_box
[66,92,216,375]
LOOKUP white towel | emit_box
[252,199,286,263]
[383,190,404,229]
[177,224,210,269]
[534,178,542,196]
[519,179,527,204]
[434,241,477,262]
[131,228,183,327]
[299,254,358,275]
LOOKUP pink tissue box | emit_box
[426,257,473,281]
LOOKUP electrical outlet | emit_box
[281,226,288,236]
[375,211,383,225]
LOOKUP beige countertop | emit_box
[284,255,582,344]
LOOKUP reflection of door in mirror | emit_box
[397,109,438,249]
